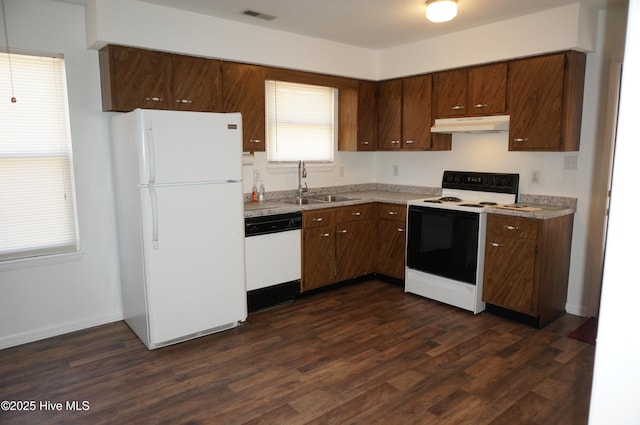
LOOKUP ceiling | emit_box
[134,0,622,49]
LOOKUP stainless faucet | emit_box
[297,160,308,199]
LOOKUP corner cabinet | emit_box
[508,51,586,151]
[222,62,266,152]
[98,45,221,112]
[337,81,378,151]
[378,75,451,151]
[482,213,574,327]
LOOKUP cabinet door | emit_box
[378,79,402,150]
[172,55,222,112]
[508,54,565,151]
[100,45,173,111]
[301,226,335,292]
[402,74,432,150]
[222,62,266,152]
[483,235,537,315]
[467,63,507,116]
[376,219,406,280]
[336,220,375,281]
[433,69,467,118]
[357,80,378,150]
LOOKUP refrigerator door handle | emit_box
[150,187,159,249]
[145,119,157,185]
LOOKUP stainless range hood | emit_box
[431,115,510,134]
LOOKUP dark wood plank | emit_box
[0,280,594,424]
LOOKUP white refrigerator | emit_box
[111,109,247,349]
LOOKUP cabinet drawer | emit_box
[487,214,538,239]
[377,203,406,222]
[303,209,335,229]
[336,204,375,222]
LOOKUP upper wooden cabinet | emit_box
[172,55,222,112]
[222,62,266,152]
[378,75,451,151]
[338,83,378,152]
[99,45,221,113]
[508,51,586,151]
[433,62,507,118]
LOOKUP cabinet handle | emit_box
[351,212,361,216]
[405,140,416,144]
[451,105,465,110]
[387,211,399,215]
[490,242,504,247]
[145,97,162,102]
[320,233,331,237]
[513,138,529,143]
[338,229,348,234]
[474,103,487,109]
[397,227,406,232]
[312,217,324,222]
[360,141,369,145]
[504,225,520,231]
[390,140,401,145]
[249,139,263,144]
[176,99,193,104]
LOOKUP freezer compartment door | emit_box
[135,109,243,184]
[139,182,247,345]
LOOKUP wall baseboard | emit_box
[0,313,125,350]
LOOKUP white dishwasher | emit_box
[244,212,301,312]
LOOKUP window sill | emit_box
[0,250,85,272]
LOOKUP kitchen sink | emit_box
[277,197,327,205]
[309,195,358,202]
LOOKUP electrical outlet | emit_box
[253,169,261,182]
[339,166,344,177]
[392,165,399,177]
[531,170,541,184]
[563,155,578,170]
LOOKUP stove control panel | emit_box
[442,171,519,195]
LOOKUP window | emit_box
[0,52,79,262]
[265,80,336,163]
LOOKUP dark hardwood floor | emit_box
[0,280,594,425]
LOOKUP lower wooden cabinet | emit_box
[482,213,574,327]
[376,203,407,280]
[301,204,376,292]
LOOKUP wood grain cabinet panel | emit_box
[99,45,222,113]
[99,45,173,112]
[222,62,266,152]
[378,75,450,151]
[338,81,378,151]
[508,51,586,151]
[172,54,221,112]
[433,63,506,118]
[376,203,407,280]
[301,205,376,292]
[483,213,574,327]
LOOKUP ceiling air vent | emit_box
[243,10,277,21]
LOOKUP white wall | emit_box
[0,0,627,348]
[589,1,640,422]
[0,0,122,349]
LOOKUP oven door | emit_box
[406,205,480,284]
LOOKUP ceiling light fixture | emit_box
[425,0,458,23]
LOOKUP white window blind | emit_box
[265,80,335,163]
[0,52,79,261]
